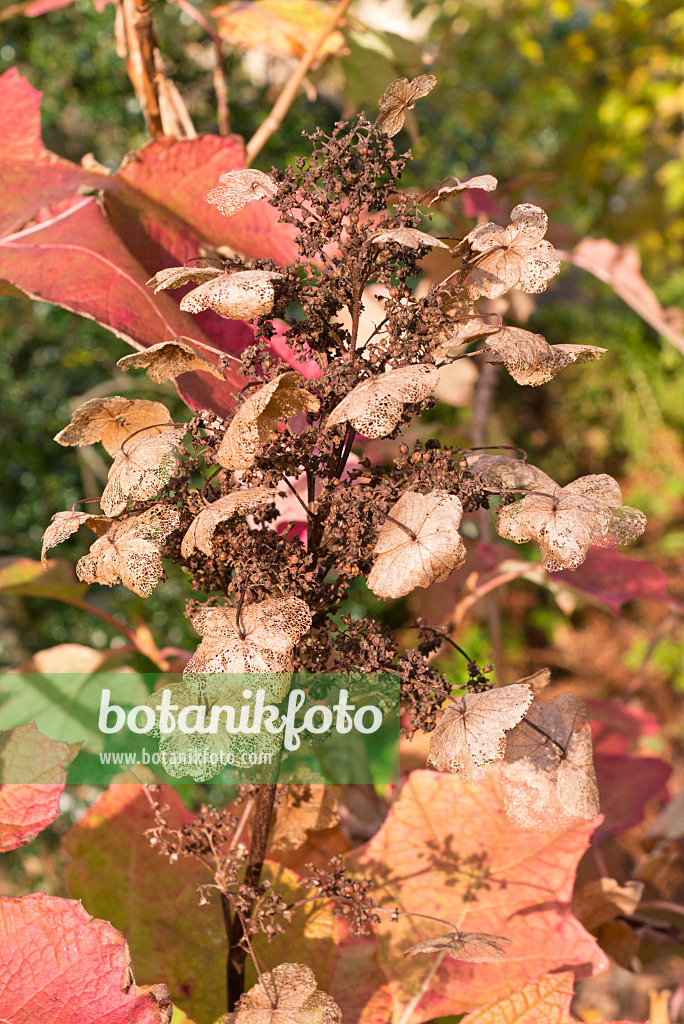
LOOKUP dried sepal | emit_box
[185,597,312,674]
[116,340,225,383]
[433,293,499,354]
[269,785,339,852]
[461,454,557,493]
[145,265,223,294]
[41,511,112,568]
[371,227,449,250]
[463,203,561,298]
[206,168,277,217]
[404,931,512,962]
[180,487,275,558]
[376,74,437,137]
[427,682,534,782]
[180,270,283,320]
[223,963,342,1024]
[501,692,600,830]
[427,174,498,206]
[54,397,174,456]
[100,428,186,516]
[217,372,320,471]
[76,505,180,598]
[480,326,606,386]
[367,490,466,600]
[325,363,439,439]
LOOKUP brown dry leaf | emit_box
[145,265,223,294]
[463,203,561,298]
[377,75,437,137]
[517,668,552,695]
[223,962,342,1024]
[206,168,277,217]
[269,785,340,852]
[100,428,186,516]
[54,397,174,457]
[433,293,499,354]
[480,325,606,385]
[367,490,466,599]
[180,270,283,320]
[501,692,600,830]
[217,372,320,471]
[427,174,498,206]
[427,682,533,782]
[41,510,112,568]
[116,340,225,383]
[181,487,275,558]
[184,596,312,674]
[572,878,644,933]
[371,227,449,250]
[462,453,557,493]
[404,931,512,962]
[325,363,439,439]
[76,505,181,598]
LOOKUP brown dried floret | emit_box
[180,270,283,320]
[206,168,277,217]
[427,682,533,782]
[463,203,560,298]
[76,505,180,598]
[325,363,439,439]
[371,227,449,250]
[217,372,320,470]
[480,326,606,386]
[427,174,498,207]
[145,266,223,294]
[376,74,437,137]
[116,340,225,383]
[367,490,466,600]
[41,510,112,568]
[223,962,342,1024]
[404,931,512,962]
[180,487,275,558]
[100,428,187,516]
[54,397,174,457]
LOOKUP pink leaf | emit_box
[554,548,684,615]
[24,0,79,14]
[593,754,671,840]
[0,723,74,852]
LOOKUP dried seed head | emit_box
[463,203,561,298]
[371,227,449,250]
[377,74,437,137]
[224,962,342,1024]
[145,266,223,294]
[180,270,283,320]
[325,363,439,439]
[181,487,275,558]
[54,397,174,456]
[404,931,512,962]
[100,428,186,516]
[116,340,225,383]
[206,168,277,217]
[481,326,606,386]
[41,510,112,568]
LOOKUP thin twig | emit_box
[166,0,229,134]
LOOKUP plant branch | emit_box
[132,0,164,138]
[166,0,229,134]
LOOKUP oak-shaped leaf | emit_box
[481,326,606,386]
[367,490,466,599]
[462,454,557,493]
[371,227,449,250]
[54,397,174,457]
[427,174,498,206]
[117,339,225,383]
[427,682,533,782]
[463,204,560,298]
[76,505,181,598]
[223,962,342,1024]
[405,931,512,963]
[325,363,439,439]
[207,168,277,217]
[377,74,437,137]
[100,428,186,516]
[184,597,312,674]
[181,486,275,558]
[269,784,340,852]
[41,510,111,568]
[180,270,283,320]
[501,692,600,831]
[217,371,320,470]
[145,265,223,293]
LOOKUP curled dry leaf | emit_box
[461,454,557,492]
[481,325,606,386]
[367,490,466,600]
[517,667,552,695]
[371,227,449,250]
[180,270,283,320]
[463,203,561,298]
[427,174,498,206]
[53,397,174,457]
[145,265,223,294]
[100,428,186,516]
[217,372,320,470]
[377,74,437,137]
[184,596,312,674]
[76,505,181,598]
[404,930,512,962]
[501,692,600,830]
[325,363,439,439]
[572,877,644,933]
[41,510,111,568]
[269,784,340,852]
[181,487,275,558]
[206,168,277,217]
[427,682,534,783]
[116,339,225,383]
[223,962,342,1024]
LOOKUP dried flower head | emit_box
[54,397,174,456]
[325,364,439,439]
[76,505,180,597]
[41,510,112,568]
[367,490,466,599]
[371,227,449,250]
[180,270,283,319]
[377,74,437,137]
[427,682,533,782]
[181,487,275,558]
[145,265,223,294]
[100,428,186,516]
[217,372,320,470]
[427,174,498,207]
[116,340,225,383]
[462,454,557,493]
[404,931,512,962]
[463,203,560,298]
[480,326,606,386]
[222,963,342,1024]
[206,168,277,217]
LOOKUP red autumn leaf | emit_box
[0,893,171,1023]
[554,548,683,615]
[593,754,671,840]
[586,699,661,756]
